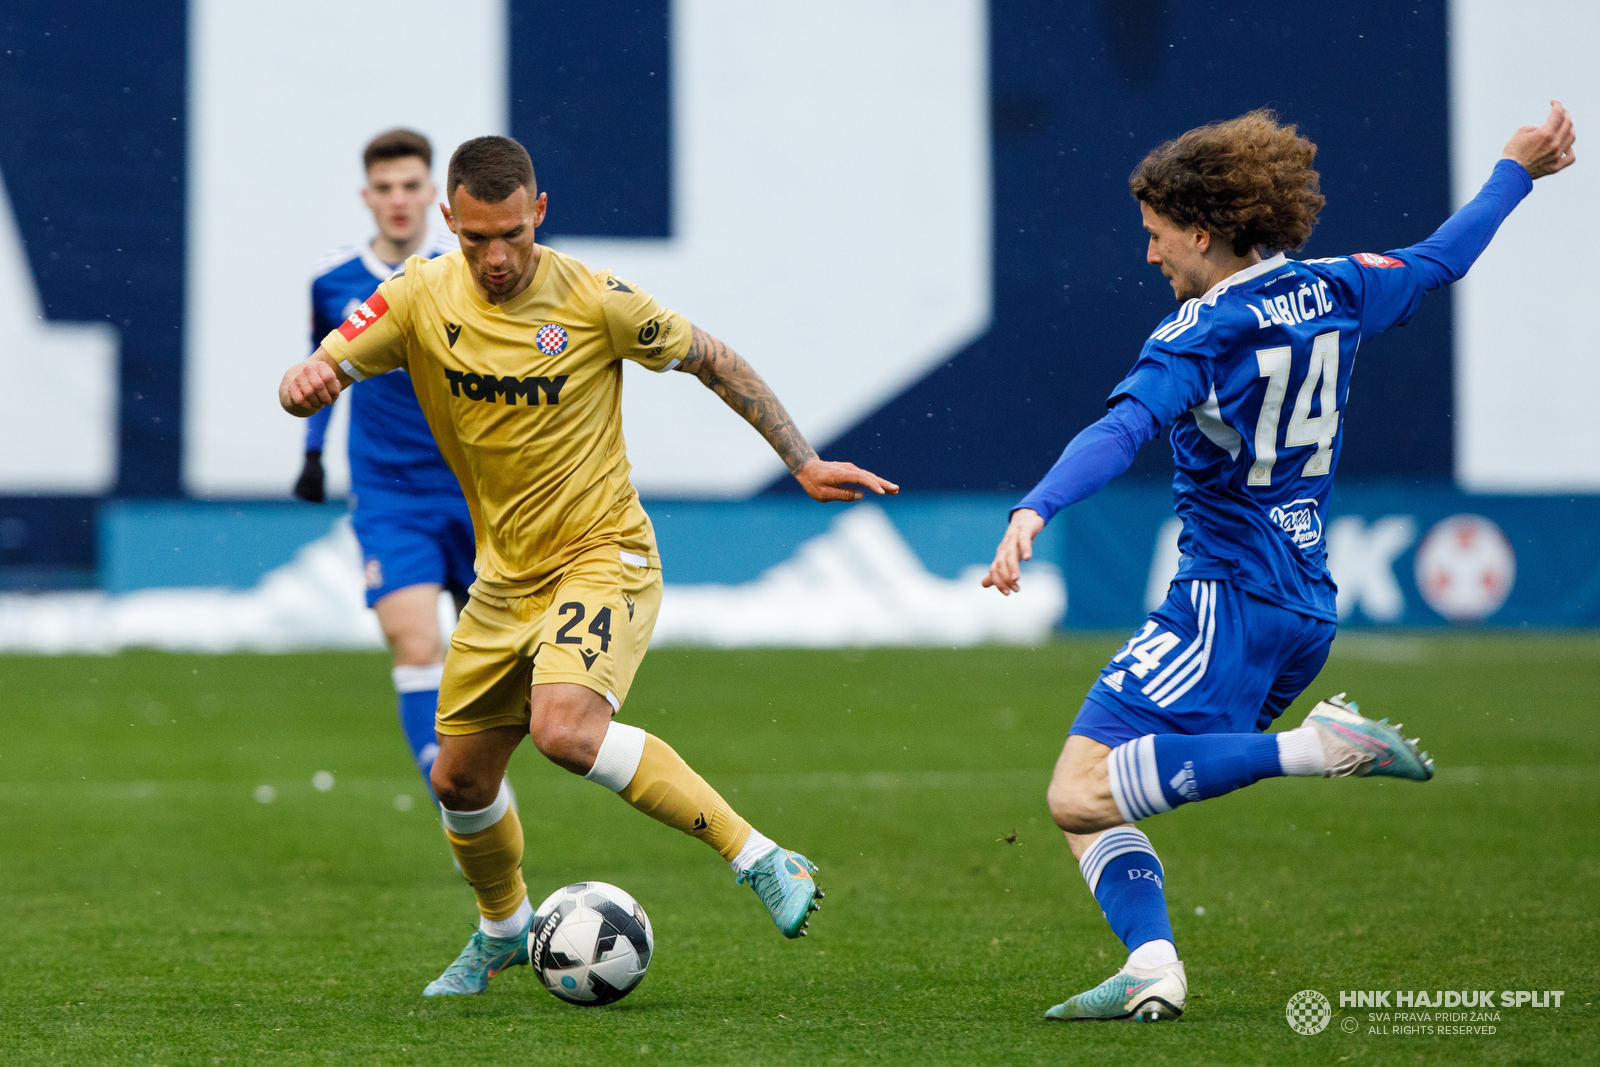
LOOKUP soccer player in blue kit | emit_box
[294,129,465,798]
[984,103,1576,1021]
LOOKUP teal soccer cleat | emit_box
[1045,961,1187,1022]
[738,848,823,938]
[1305,693,1435,781]
[421,917,531,996]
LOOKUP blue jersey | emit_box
[1111,249,1439,623]
[1054,160,1535,751]
[306,231,461,501]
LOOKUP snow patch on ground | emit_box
[0,507,1063,654]
[654,506,1063,647]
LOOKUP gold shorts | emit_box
[436,544,663,736]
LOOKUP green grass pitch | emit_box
[2,636,1596,1065]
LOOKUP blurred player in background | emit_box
[294,130,466,802]
[985,103,1575,1021]
[280,136,898,997]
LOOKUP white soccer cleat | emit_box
[1304,693,1434,780]
[1044,960,1187,1021]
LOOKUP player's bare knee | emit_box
[528,713,596,775]
[389,633,441,667]
[529,685,609,774]
[384,616,441,666]
[528,714,575,764]
[375,586,443,665]
[1046,782,1084,832]
[1047,774,1106,834]
[430,763,494,811]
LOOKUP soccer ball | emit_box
[529,881,654,1006]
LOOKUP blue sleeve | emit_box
[1107,341,1212,431]
[1354,158,1533,335]
[304,400,335,451]
[311,287,328,353]
[1400,158,1532,289]
[1014,397,1159,523]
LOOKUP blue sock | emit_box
[1107,733,1283,822]
[392,664,444,798]
[1079,827,1174,952]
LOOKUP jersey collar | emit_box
[359,240,402,281]
[1199,252,1288,305]
[467,243,553,315]
[361,229,456,280]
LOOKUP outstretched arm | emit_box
[984,397,1160,595]
[1400,100,1575,291]
[677,325,898,502]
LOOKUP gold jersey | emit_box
[321,245,691,597]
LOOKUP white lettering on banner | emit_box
[1143,513,1416,623]
[185,0,990,497]
[0,167,119,492]
[1455,1,1600,491]
[185,0,507,497]
[552,1,991,496]
[1326,516,1417,622]
[1145,518,1184,612]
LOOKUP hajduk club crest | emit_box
[535,323,569,355]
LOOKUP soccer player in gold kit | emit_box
[279,136,897,996]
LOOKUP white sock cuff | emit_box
[730,828,779,874]
[1105,735,1172,824]
[439,778,511,834]
[1127,938,1179,969]
[392,663,445,693]
[479,896,532,938]
[584,721,648,793]
[1078,825,1159,894]
[1276,726,1326,777]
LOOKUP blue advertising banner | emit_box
[90,488,1599,632]
[1058,486,1600,629]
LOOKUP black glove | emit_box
[293,449,326,503]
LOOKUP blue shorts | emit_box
[1069,579,1335,747]
[350,496,476,608]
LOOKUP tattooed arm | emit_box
[677,325,898,502]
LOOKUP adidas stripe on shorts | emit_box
[1070,579,1336,746]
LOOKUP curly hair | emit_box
[1130,110,1325,256]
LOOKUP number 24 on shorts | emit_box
[555,602,613,652]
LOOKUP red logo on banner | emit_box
[338,293,390,340]
[1351,252,1403,269]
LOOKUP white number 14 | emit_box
[1112,622,1182,679]
[1248,329,1341,486]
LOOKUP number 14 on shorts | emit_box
[1112,621,1180,679]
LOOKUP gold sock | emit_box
[444,802,527,921]
[619,734,753,860]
